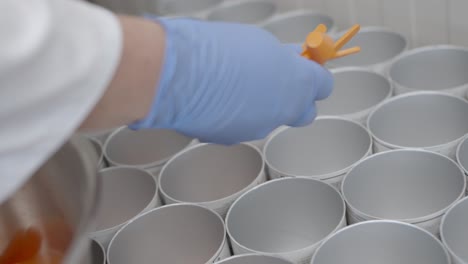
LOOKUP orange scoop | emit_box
[301,24,361,65]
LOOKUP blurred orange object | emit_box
[302,24,361,65]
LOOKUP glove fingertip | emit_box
[313,66,334,101]
[288,107,318,127]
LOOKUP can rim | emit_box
[388,45,468,92]
[341,149,467,223]
[263,116,373,180]
[158,142,265,205]
[107,203,227,263]
[366,91,468,150]
[310,220,451,264]
[225,177,346,256]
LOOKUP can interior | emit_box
[160,144,263,203]
[105,128,193,166]
[218,254,292,264]
[263,12,334,43]
[227,178,344,253]
[342,151,465,220]
[368,93,468,147]
[93,168,157,231]
[330,30,406,67]
[265,119,371,177]
[207,1,276,24]
[312,222,449,264]
[156,0,222,15]
[390,48,468,90]
[108,205,224,264]
[317,70,391,116]
[441,198,468,263]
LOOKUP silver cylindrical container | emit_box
[317,68,393,125]
[226,177,346,264]
[206,0,277,24]
[0,137,99,264]
[367,91,468,158]
[389,45,468,97]
[261,10,336,43]
[327,27,408,74]
[90,239,106,264]
[456,135,468,194]
[107,204,230,264]
[264,117,372,189]
[311,220,450,264]
[88,167,160,249]
[441,197,468,264]
[103,127,195,177]
[216,254,293,264]
[159,143,265,218]
[341,149,466,236]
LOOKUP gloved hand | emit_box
[131,18,333,144]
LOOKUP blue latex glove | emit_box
[131,18,333,144]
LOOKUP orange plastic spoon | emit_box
[301,24,361,65]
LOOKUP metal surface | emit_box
[107,204,230,264]
[311,220,450,264]
[342,149,466,235]
[226,177,346,264]
[389,45,468,97]
[441,197,468,264]
[457,135,468,175]
[103,126,194,176]
[88,167,160,248]
[90,239,105,264]
[206,0,276,24]
[328,27,408,74]
[367,91,468,158]
[317,68,393,125]
[0,137,99,264]
[264,117,372,188]
[215,254,293,264]
[159,143,265,217]
[261,10,336,43]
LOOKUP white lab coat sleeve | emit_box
[0,0,122,203]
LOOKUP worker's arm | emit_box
[81,16,333,144]
[79,15,164,130]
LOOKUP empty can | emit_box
[441,197,468,264]
[261,10,336,43]
[317,68,393,125]
[367,91,468,158]
[389,45,468,97]
[226,177,346,264]
[264,117,372,189]
[107,204,230,264]
[103,127,195,177]
[207,0,277,24]
[341,149,466,235]
[311,220,450,264]
[88,167,160,248]
[216,254,293,264]
[328,27,408,74]
[159,143,266,217]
